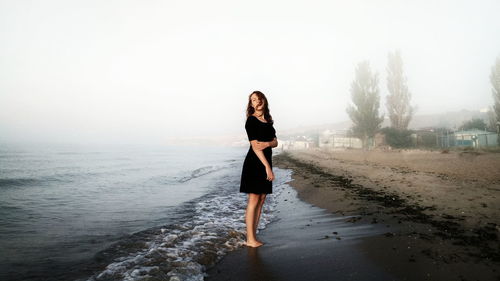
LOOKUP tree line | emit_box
[346,51,500,148]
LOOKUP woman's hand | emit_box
[265,166,275,181]
[254,141,269,151]
[269,138,278,148]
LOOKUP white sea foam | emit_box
[89,168,291,281]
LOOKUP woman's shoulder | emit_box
[245,115,257,126]
[246,115,274,125]
[246,115,258,122]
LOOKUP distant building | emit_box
[319,129,362,149]
[438,129,498,148]
[281,136,316,150]
[454,130,498,148]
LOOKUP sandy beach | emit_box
[206,171,397,281]
[277,148,500,230]
[206,148,500,281]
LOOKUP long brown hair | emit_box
[246,90,273,124]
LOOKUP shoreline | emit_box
[206,167,398,281]
[206,149,500,281]
[272,149,500,280]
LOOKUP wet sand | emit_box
[206,149,500,281]
[205,174,396,281]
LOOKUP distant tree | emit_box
[491,56,500,143]
[386,50,415,130]
[418,131,439,148]
[459,118,487,131]
[487,106,497,132]
[380,127,413,148]
[346,61,384,148]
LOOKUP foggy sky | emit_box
[1,0,500,145]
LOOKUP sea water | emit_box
[0,143,290,281]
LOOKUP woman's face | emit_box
[250,94,264,111]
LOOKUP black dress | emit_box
[240,115,276,194]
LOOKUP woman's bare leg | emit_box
[254,194,267,236]
[245,193,263,247]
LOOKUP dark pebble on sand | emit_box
[345,216,362,223]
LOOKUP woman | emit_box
[240,90,278,248]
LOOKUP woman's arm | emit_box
[252,138,278,150]
[250,140,271,168]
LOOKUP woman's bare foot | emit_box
[245,240,264,247]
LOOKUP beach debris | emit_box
[345,216,362,223]
[318,235,330,240]
[317,233,342,240]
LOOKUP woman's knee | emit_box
[247,193,260,205]
[259,194,267,202]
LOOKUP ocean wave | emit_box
[0,176,71,188]
[149,164,237,186]
[176,166,225,183]
[87,169,290,281]
[0,173,86,188]
[0,177,41,188]
[0,169,128,189]
[175,163,239,183]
